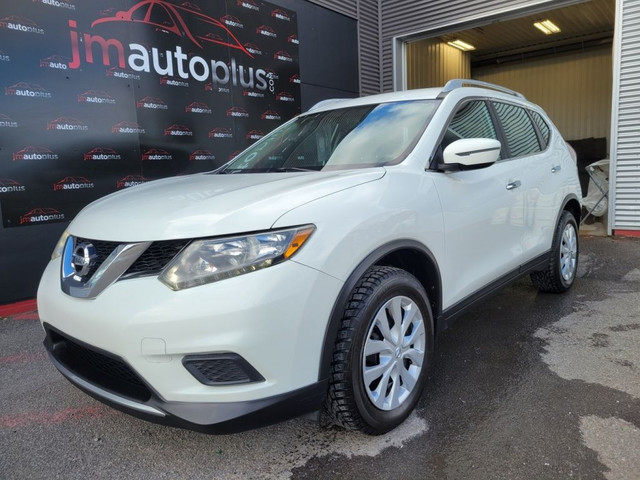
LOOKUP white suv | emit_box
[38,80,581,434]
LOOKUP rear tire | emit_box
[531,210,579,293]
[325,266,434,434]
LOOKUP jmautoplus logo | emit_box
[13,146,58,161]
[271,9,291,21]
[137,96,168,109]
[142,148,172,161]
[208,127,233,139]
[246,129,264,141]
[243,89,265,98]
[244,43,262,56]
[107,67,141,80]
[112,121,145,134]
[65,3,282,92]
[84,147,121,161]
[0,178,26,193]
[261,110,281,120]
[116,174,148,189]
[0,113,18,128]
[34,0,76,11]
[227,107,249,118]
[290,74,301,84]
[20,207,64,225]
[164,124,193,136]
[78,90,116,104]
[0,50,10,62]
[53,176,94,191]
[40,55,70,69]
[185,101,212,114]
[5,82,52,98]
[256,25,276,38]
[190,149,216,161]
[160,76,189,88]
[47,116,88,131]
[221,15,243,29]
[276,91,295,102]
[274,51,293,62]
[237,0,259,12]
[0,16,45,35]
[288,34,299,45]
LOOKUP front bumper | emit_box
[44,325,326,433]
[38,256,343,431]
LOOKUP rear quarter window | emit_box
[529,110,551,148]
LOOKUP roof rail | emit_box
[438,79,526,99]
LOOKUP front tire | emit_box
[325,266,434,434]
[531,210,579,293]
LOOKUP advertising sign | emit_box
[0,0,301,228]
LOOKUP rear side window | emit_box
[492,102,541,158]
[530,110,551,147]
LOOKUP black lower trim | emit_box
[43,325,326,434]
[439,250,552,330]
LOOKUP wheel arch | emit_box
[562,195,582,225]
[318,240,442,381]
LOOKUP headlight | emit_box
[159,225,315,291]
[51,230,70,260]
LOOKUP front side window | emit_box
[492,102,541,158]
[219,100,439,173]
[439,100,500,159]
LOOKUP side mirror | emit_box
[442,138,501,170]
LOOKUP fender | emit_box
[317,239,441,381]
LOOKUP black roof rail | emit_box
[438,79,526,99]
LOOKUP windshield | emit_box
[218,100,439,173]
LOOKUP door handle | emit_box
[506,180,521,190]
[551,165,562,173]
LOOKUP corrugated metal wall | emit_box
[406,39,471,88]
[611,0,640,231]
[307,0,357,19]
[380,0,578,92]
[474,45,613,143]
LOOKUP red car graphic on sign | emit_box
[221,15,243,28]
[290,74,301,84]
[245,130,265,140]
[226,106,249,117]
[0,16,40,27]
[189,149,215,161]
[237,0,259,8]
[274,50,293,61]
[229,150,242,160]
[5,82,48,94]
[164,124,192,135]
[261,110,281,120]
[271,9,291,21]
[288,34,299,44]
[208,127,232,138]
[84,147,119,160]
[276,91,295,101]
[0,178,21,187]
[54,176,93,190]
[185,101,211,112]
[92,1,253,57]
[243,42,262,55]
[78,90,114,101]
[112,121,143,133]
[39,55,70,67]
[181,2,201,11]
[20,208,62,225]
[136,96,166,107]
[256,25,276,37]
[117,175,148,189]
[12,146,55,161]
[142,148,171,160]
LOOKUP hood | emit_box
[68,169,385,241]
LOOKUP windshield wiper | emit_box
[272,167,319,172]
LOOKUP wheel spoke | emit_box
[399,366,418,392]
[403,347,424,368]
[363,359,390,386]
[389,297,404,344]
[364,338,394,356]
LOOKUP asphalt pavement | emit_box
[1,235,639,480]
